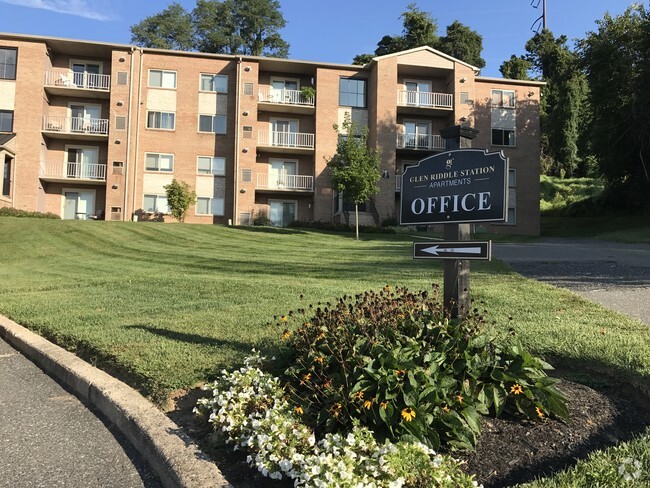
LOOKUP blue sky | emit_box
[0,0,639,76]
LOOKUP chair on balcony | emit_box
[55,74,72,87]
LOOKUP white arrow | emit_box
[421,245,483,256]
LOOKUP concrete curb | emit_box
[0,315,232,488]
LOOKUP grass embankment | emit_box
[0,218,648,485]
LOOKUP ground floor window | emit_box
[196,196,225,216]
[143,194,169,214]
[2,156,11,197]
[62,189,95,220]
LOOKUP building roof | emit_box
[371,45,480,72]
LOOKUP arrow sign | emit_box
[413,241,491,260]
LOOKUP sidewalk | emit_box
[0,316,230,488]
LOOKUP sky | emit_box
[0,0,640,77]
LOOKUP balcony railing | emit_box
[43,116,109,136]
[258,131,315,150]
[258,87,314,107]
[257,173,314,191]
[397,90,453,109]
[396,133,445,151]
[44,70,110,91]
[40,161,107,181]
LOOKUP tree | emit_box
[326,116,381,240]
[192,0,289,57]
[499,55,531,80]
[580,4,650,208]
[131,0,290,57]
[524,30,588,177]
[164,179,196,222]
[130,3,193,51]
[438,21,486,69]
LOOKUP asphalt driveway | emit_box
[492,238,650,325]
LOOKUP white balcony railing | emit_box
[396,133,445,151]
[257,173,314,191]
[258,131,315,149]
[397,90,453,109]
[43,116,109,136]
[258,87,314,107]
[40,161,107,181]
[44,70,110,91]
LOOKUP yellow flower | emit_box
[363,399,374,410]
[380,401,388,410]
[442,406,450,413]
[281,330,292,340]
[394,370,406,379]
[300,372,312,385]
[456,395,463,405]
[323,379,332,389]
[280,315,288,322]
[401,407,416,422]
[354,390,364,401]
[510,384,523,395]
[314,356,324,364]
[330,403,342,417]
[315,332,326,341]
[294,405,304,415]
[536,406,544,418]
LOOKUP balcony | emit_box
[44,70,111,99]
[39,161,107,184]
[258,87,315,114]
[396,133,445,151]
[42,116,109,141]
[258,131,315,154]
[397,90,453,116]
[257,173,314,192]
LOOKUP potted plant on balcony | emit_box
[300,86,315,102]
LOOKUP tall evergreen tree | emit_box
[499,55,531,80]
[130,3,193,51]
[438,21,486,69]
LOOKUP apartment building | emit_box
[0,33,544,234]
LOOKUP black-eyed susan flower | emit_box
[536,406,544,418]
[330,403,342,417]
[294,405,304,415]
[363,399,374,410]
[401,407,416,422]
[380,401,388,410]
[354,390,364,401]
[510,384,523,395]
[456,394,463,405]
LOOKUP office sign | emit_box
[413,241,491,260]
[400,149,508,225]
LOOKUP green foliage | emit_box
[0,208,60,219]
[580,4,650,209]
[288,220,397,234]
[353,3,485,69]
[299,86,315,100]
[253,210,272,226]
[130,2,193,50]
[539,175,604,216]
[163,178,196,222]
[438,20,486,69]
[280,286,569,451]
[131,0,289,57]
[499,55,532,80]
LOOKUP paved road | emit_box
[493,238,650,325]
[0,338,160,488]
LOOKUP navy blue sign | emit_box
[400,149,508,225]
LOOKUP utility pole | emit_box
[531,0,547,32]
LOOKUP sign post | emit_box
[400,148,508,318]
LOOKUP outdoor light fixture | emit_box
[382,170,390,179]
[244,66,252,72]
[460,77,467,83]
[243,111,249,116]
[242,148,249,153]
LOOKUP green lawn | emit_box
[0,217,648,485]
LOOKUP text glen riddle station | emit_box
[400,149,509,225]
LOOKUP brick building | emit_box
[0,33,544,234]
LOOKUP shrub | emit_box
[381,215,400,227]
[0,208,60,219]
[195,350,479,487]
[253,210,273,226]
[164,179,196,222]
[278,285,568,450]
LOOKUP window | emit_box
[339,78,367,108]
[199,114,226,134]
[196,197,225,216]
[0,110,13,132]
[200,74,228,93]
[491,128,516,147]
[197,156,225,175]
[145,153,174,172]
[0,47,17,80]
[2,158,11,197]
[149,70,176,89]
[491,89,515,108]
[143,194,168,214]
[147,111,175,130]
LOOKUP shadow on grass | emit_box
[232,226,307,235]
[126,325,253,354]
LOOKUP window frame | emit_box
[339,77,367,108]
[0,110,14,132]
[148,69,177,89]
[196,196,225,216]
[199,73,228,93]
[491,128,516,147]
[143,194,169,214]
[198,114,227,134]
[197,156,226,176]
[146,111,175,130]
[2,158,11,197]
[491,89,516,108]
[144,152,174,173]
[0,47,17,80]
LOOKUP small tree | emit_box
[326,116,381,240]
[164,179,196,222]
